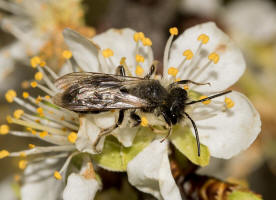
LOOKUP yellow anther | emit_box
[208,52,220,64]
[20,152,26,157]
[27,128,36,135]
[5,90,16,103]
[39,60,46,67]
[30,56,41,68]
[34,72,43,81]
[37,107,44,116]
[30,81,38,88]
[120,57,126,65]
[142,37,152,46]
[135,65,144,76]
[22,92,29,99]
[197,34,209,44]
[224,97,235,109]
[0,125,9,135]
[6,116,12,124]
[28,144,35,149]
[68,132,78,144]
[141,117,148,127]
[199,96,211,105]
[13,109,24,119]
[102,48,114,58]
[62,50,72,59]
[168,67,179,77]
[18,160,27,170]
[0,150,9,159]
[133,32,145,42]
[183,85,189,90]
[169,27,178,35]
[44,95,51,100]
[54,171,62,180]
[182,50,194,60]
[36,96,42,104]
[39,131,48,138]
[135,54,145,63]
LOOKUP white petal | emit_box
[112,126,138,147]
[63,174,100,200]
[112,111,138,147]
[58,62,73,76]
[190,91,261,159]
[127,139,181,200]
[0,177,17,200]
[63,28,100,72]
[167,22,245,93]
[92,28,154,75]
[76,113,116,154]
[21,158,64,200]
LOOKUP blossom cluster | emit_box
[0,22,261,200]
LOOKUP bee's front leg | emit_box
[116,65,126,76]
[93,110,125,152]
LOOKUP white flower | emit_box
[61,22,261,200]
[0,0,94,77]
[0,177,18,200]
[0,56,101,199]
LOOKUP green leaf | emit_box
[170,125,210,166]
[92,127,155,171]
[228,190,262,200]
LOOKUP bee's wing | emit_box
[53,72,152,112]
[54,72,144,91]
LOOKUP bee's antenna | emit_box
[184,112,200,157]
[186,90,232,105]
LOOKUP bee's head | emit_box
[165,87,188,124]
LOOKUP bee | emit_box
[53,65,231,156]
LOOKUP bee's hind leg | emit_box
[144,63,156,79]
[93,110,125,152]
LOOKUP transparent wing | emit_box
[53,72,152,112]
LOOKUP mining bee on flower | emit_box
[53,65,231,156]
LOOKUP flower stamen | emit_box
[141,117,148,127]
[199,96,211,105]
[0,125,9,135]
[224,97,235,109]
[164,27,178,72]
[135,65,144,76]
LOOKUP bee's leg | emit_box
[169,80,211,88]
[184,112,200,157]
[149,125,168,134]
[93,110,125,152]
[144,64,156,79]
[116,65,126,76]
[160,111,172,142]
[130,111,141,127]
[160,125,172,143]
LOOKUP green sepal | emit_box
[228,190,262,200]
[170,125,210,166]
[92,127,155,171]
